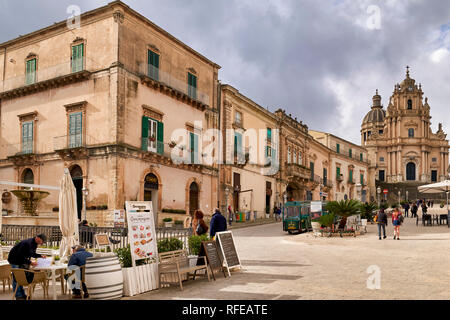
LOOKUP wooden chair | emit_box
[65,265,86,299]
[0,264,12,292]
[11,268,49,300]
[158,250,210,291]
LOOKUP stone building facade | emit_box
[0,1,220,226]
[361,68,450,202]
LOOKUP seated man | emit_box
[67,245,93,299]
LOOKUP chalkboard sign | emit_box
[199,241,226,280]
[216,231,241,276]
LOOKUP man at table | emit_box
[7,234,47,300]
[67,245,93,299]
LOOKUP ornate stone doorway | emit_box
[406,162,416,181]
[70,165,83,220]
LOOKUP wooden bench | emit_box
[158,250,211,291]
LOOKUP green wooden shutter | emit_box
[72,44,84,73]
[336,167,340,179]
[157,121,164,155]
[190,132,195,164]
[141,116,149,151]
[310,162,314,180]
[336,144,340,153]
[148,50,160,81]
[360,174,364,185]
[26,59,36,85]
[69,113,82,148]
[188,73,197,99]
[349,170,353,182]
[360,153,363,162]
[22,122,33,154]
[194,134,199,164]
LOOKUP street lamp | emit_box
[377,186,381,208]
[82,187,88,221]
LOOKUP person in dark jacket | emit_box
[8,234,47,300]
[404,202,410,217]
[411,203,418,218]
[210,208,227,238]
[67,245,93,299]
[376,209,388,240]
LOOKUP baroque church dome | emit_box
[362,90,386,125]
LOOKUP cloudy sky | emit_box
[1,0,450,145]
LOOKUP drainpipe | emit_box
[217,80,222,210]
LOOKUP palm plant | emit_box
[326,199,361,230]
[314,213,335,229]
[359,202,377,221]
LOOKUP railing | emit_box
[310,174,322,184]
[53,134,101,151]
[139,64,210,106]
[330,145,368,164]
[5,142,37,158]
[0,224,193,251]
[324,179,333,188]
[286,163,310,178]
[0,58,95,93]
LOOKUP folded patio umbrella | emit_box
[59,168,79,258]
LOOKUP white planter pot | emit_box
[122,263,159,297]
[164,222,173,228]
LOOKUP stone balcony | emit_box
[285,163,311,180]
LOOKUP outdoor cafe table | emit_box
[33,264,68,300]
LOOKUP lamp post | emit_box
[398,190,401,207]
[377,186,381,208]
[406,190,409,203]
[82,187,88,221]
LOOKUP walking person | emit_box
[192,210,209,236]
[411,203,418,218]
[7,234,47,300]
[210,208,227,239]
[422,202,428,215]
[392,208,403,240]
[227,205,234,226]
[404,202,410,218]
[376,208,388,240]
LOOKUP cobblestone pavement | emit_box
[3,208,450,300]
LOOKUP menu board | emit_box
[125,201,158,266]
[198,241,226,280]
[114,209,126,228]
[95,234,110,247]
[311,201,322,213]
[215,231,241,277]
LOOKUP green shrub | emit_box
[313,213,335,228]
[174,220,184,225]
[188,234,210,255]
[157,238,184,253]
[163,218,173,223]
[162,209,187,214]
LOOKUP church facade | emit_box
[362,68,450,202]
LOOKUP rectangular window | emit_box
[69,112,82,148]
[336,167,341,180]
[148,50,160,81]
[190,132,199,164]
[234,132,243,159]
[349,149,352,158]
[380,157,385,162]
[267,128,272,142]
[432,158,437,163]
[379,130,383,135]
[379,170,385,182]
[360,153,363,162]
[323,168,328,185]
[293,150,297,164]
[141,116,164,155]
[310,162,314,181]
[364,132,366,141]
[298,152,302,165]
[22,121,33,154]
[71,43,84,73]
[336,144,340,154]
[287,146,291,164]
[235,111,242,125]
[408,128,414,138]
[349,169,353,182]
[431,170,438,182]
[26,59,36,85]
[188,72,197,100]
[360,173,364,185]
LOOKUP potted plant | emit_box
[359,202,377,224]
[114,245,158,297]
[53,255,61,265]
[149,135,156,142]
[163,217,173,228]
[326,199,360,233]
[188,234,210,269]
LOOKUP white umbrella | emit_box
[418,180,450,214]
[59,168,79,258]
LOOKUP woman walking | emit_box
[391,208,403,240]
[192,210,209,236]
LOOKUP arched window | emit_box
[407,99,412,110]
[287,147,291,164]
[293,149,297,164]
[22,169,34,188]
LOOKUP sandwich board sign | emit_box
[215,231,242,277]
[125,201,158,267]
[198,241,226,280]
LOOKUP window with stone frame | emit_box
[287,146,291,164]
[18,111,38,155]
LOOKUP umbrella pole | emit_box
[447,191,449,228]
